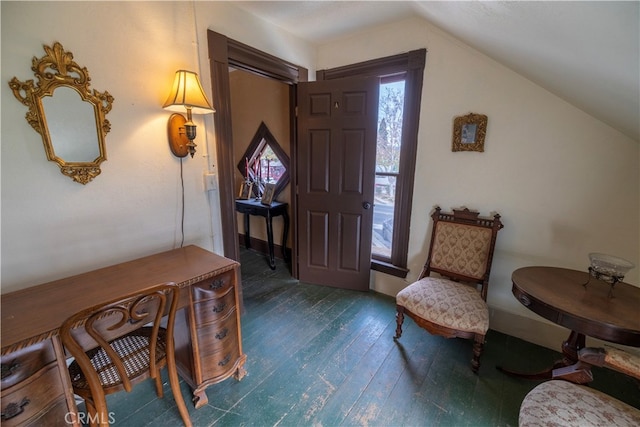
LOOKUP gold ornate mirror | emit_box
[9,42,114,184]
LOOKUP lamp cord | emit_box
[180,157,185,248]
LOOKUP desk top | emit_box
[512,266,640,346]
[1,245,238,355]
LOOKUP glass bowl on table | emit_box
[585,252,635,297]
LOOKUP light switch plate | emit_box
[203,172,217,191]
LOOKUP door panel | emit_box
[297,76,378,290]
[308,211,329,268]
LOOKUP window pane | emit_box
[372,79,404,258]
[373,175,397,257]
[376,80,404,173]
[260,145,285,184]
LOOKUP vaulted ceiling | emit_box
[233,1,639,142]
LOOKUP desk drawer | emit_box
[195,309,238,352]
[198,336,240,379]
[192,288,236,325]
[1,341,56,390]
[192,271,235,302]
[0,362,66,426]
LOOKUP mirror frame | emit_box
[236,121,290,199]
[9,42,114,184]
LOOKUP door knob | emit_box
[362,202,372,210]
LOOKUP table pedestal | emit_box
[497,330,590,382]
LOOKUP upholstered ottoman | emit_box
[519,380,640,427]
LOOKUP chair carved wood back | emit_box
[421,207,504,300]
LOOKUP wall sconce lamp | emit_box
[163,70,215,158]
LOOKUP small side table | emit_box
[235,199,289,270]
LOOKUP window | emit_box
[237,121,290,199]
[317,49,426,278]
[372,76,405,259]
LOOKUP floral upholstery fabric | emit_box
[604,346,640,380]
[396,277,488,335]
[430,223,492,280]
[519,380,640,427]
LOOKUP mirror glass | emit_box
[42,87,101,162]
[9,42,114,184]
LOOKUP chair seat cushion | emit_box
[396,277,488,335]
[519,380,640,427]
[604,346,640,380]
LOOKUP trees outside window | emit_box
[372,77,405,258]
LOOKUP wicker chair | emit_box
[394,206,504,373]
[60,283,191,426]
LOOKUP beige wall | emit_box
[230,70,291,248]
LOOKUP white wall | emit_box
[0,1,314,293]
[318,17,640,350]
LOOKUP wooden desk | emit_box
[1,245,246,425]
[235,199,289,270]
[500,266,640,380]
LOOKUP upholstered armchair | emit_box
[394,206,504,373]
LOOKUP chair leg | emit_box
[471,334,484,373]
[167,355,192,427]
[394,305,405,339]
[83,399,97,427]
[153,371,164,398]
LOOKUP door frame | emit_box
[207,30,307,277]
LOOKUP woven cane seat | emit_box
[68,327,167,394]
[60,283,191,426]
[396,277,489,335]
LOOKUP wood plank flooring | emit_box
[99,248,639,426]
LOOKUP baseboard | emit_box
[237,234,288,260]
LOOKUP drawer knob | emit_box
[1,361,21,380]
[218,354,231,367]
[518,294,531,306]
[1,397,30,421]
[215,328,229,340]
[212,303,226,313]
[209,279,224,290]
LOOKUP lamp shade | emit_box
[163,70,215,114]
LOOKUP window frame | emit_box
[317,49,426,278]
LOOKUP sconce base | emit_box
[167,113,190,158]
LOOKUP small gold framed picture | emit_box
[452,113,488,152]
[238,182,253,199]
[261,183,276,205]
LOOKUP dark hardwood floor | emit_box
[99,248,639,426]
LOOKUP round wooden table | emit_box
[499,266,640,379]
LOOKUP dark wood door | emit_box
[296,76,379,290]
